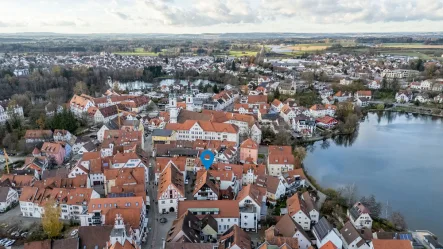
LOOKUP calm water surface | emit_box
[304,112,443,237]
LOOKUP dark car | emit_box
[159,218,167,223]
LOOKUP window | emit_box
[221,219,223,222]
[161,201,165,204]
[170,200,173,203]
[98,204,101,208]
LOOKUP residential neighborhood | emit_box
[0,30,442,249]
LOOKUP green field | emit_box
[229,50,258,57]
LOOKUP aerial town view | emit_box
[0,1,442,249]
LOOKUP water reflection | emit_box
[304,112,443,237]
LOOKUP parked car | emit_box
[4,240,15,247]
[70,229,78,236]
[0,239,7,245]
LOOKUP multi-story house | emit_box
[340,221,370,249]
[242,164,266,185]
[53,129,74,142]
[286,192,319,231]
[347,202,373,229]
[313,217,343,249]
[236,184,266,231]
[239,138,258,164]
[94,104,124,124]
[0,101,24,123]
[178,200,240,234]
[69,94,95,117]
[166,120,239,144]
[0,187,18,212]
[80,196,146,245]
[40,142,66,165]
[157,164,185,214]
[193,171,219,200]
[19,186,99,220]
[395,90,413,103]
[267,146,295,177]
[256,175,286,204]
[269,214,312,249]
[24,130,53,144]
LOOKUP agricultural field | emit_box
[286,43,330,51]
[228,50,258,57]
[380,43,443,49]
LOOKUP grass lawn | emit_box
[229,50,258,57]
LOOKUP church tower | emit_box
[185,82,194,111]
[169,91,178,123]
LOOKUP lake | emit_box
[304,112,443,237]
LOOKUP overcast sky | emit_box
[1,0,443,33]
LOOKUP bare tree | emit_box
[360,195,382,219]
[293,146,307,162]
[390,211,408,231]
[338,183,358,207]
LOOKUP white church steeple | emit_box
[168,91,178,123]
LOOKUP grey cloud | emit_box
[264,0,443,24]
[0,21,27,27]
[113,11,132,20]
[143,0,261,26]
[105,9,133,20]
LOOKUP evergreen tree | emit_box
[274,87,281,100]
[212,84,220,94]
[231,61,236,71]
[381,76,388,89]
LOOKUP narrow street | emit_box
[143,133,176,249]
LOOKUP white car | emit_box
[0,239,8,245]
[4,240,15,247]
[70,229,78,236]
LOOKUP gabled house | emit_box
[286,192,319,231]
[271,214,311,249]
[271,99,284,112]
[355,91,372,100]
[395,91,413,103]
[157,164,185,214]
[313,217,343,249]
[414,93,430,103]
[370,239,413,249]
[267,146,295,177]
[347,202,373,229]
[340,221,370,249]
[193,171,220,200]
[40,142,66,165]
[256,175,285,204]
[242,164,266,185]
[239,138,258,164]
[0,187,18,212]
[70,94,95,117]
[219,224,251,249]
[236,184,266,231]
[178,200,240,234]
[24,130,53,144]
[166,210,204,243]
